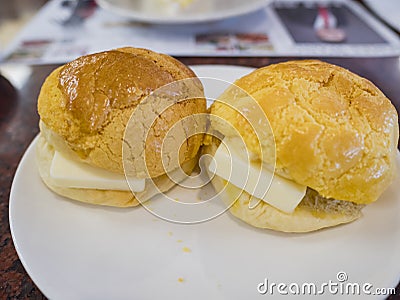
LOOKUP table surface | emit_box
[0,56,399,299]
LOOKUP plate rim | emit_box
[9,135,46,295]
[9,64,400,299]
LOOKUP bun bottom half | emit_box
[36,135,197,207]
[204,143,363,232]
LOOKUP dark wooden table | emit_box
[0,56,399,299]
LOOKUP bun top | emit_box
[210,60,399,204]
[38,47,206,177]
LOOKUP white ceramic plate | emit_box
[364,0,400,32]
[10,65,400,300]
[96,0,270,24]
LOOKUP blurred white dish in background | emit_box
[141,0,209,16]
[96,0,271,24]
[364,0,400,32]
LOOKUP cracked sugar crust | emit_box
[38,47,206,176]
[210,60,399,204]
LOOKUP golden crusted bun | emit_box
[209,60,399,205]
[38,47,206,177]
[36,135,197,207]
[203,143,363,232]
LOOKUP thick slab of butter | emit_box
[208,139,306,213]
[50,151,145,192]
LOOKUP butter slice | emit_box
[50,151,145,192]
[208,139,306,213]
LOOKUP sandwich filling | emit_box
[48,147,196,193]
[208,138,364,215]
[50,150,145,192]
[208,138,306,213]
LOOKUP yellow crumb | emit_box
[177,240,183,243]
[168,231,173,236]
[178,277,184,283]
[182,247,191,253]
